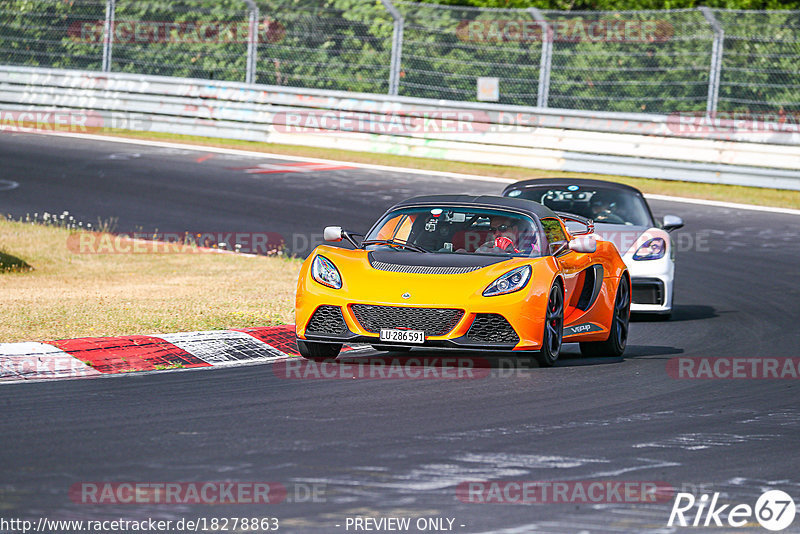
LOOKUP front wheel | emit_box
[535,282,564,367]
[580,276,630,358]
[296,339,342,361]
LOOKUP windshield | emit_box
[365,207,543,257]
[508,186,654,227]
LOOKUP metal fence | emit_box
[0,0,797,115]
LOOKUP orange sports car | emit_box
[295,195,630,366]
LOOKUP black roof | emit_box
[502,177,643,196]
[389,194,559,219]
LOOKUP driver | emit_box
[476,216,522,254]
[589,192,624,224]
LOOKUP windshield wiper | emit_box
[361,239,429,253]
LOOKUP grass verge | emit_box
[103,129,800,210]
[0,219,300,343]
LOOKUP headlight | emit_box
[483,265,531,297]
[632,238,666,261]
[311,255,342,289]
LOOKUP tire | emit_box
[580,276,630,358]
[296,339,342,361]
[535,282,564,367]
[371,345,412,352]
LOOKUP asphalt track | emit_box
[1,133,800,533]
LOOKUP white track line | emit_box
[0,179,19,191]
[643,193,800,216]
[35,131,800,215]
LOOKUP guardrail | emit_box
[1,66,798,190]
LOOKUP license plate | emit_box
[379,329,426,344]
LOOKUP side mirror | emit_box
[323,226,361,248]
[663,215,684,232]
[323,226,343,242]
[557,212,594,235]
[569,236,597,254]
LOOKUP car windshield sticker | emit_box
[446,211,466,223]
[567,185,580,191]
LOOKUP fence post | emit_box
[699,6,724,116]
[380,0,404,96]
[528,7,552,109]
[243,0,259,84]
[101,0,115,72]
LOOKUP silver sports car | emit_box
[503,178,683,317]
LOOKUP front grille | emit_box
[466,314,520,344]
[351,305,463,336]
[369,258,483,275]
[306,305,348,335]
[632,279,665,305]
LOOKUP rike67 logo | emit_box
[668,490,796,531]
